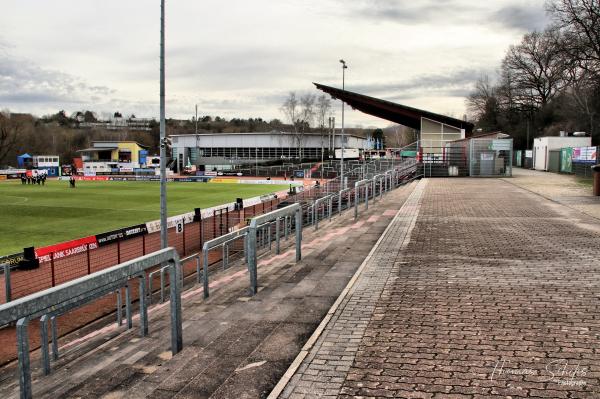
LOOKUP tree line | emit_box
[466,0,600,149]
[0,105,376,167]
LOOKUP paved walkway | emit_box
[0,182,416,398]
[276,178,600,398]
[506,168,600,220]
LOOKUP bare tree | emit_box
[0,110,20,166]
[548,0,600,77]
[563,62,597,136]
[280,92,301,159]
[466,74,497,121]
[501,29,568,108]
[299,93,316,159]
[315,94,331,165]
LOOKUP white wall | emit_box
[533,136,591,171]
[171,132,366,150]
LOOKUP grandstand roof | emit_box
[314,83,474,134]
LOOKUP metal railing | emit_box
[312,193,335,230]
[247,204,302,295]
[354,179,372,219]
[199,227,249,298]
[0,248,183,399]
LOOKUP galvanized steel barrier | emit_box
[200,227,249,298]
[354,179,372,219]
[247,204,302,295]
[0,248,183,399]
[312,193,335,230]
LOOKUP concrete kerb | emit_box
[267,180,421,399]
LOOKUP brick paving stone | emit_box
[0,180,415,399]
[278,180,427,398]
[276,178,600,398]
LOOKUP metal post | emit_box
[116,289,122,326]
[340,59,347,189]
[196,256,202,284]
[182,222,186,255]
[314,203,319,230]
[354,187,359,220]
[117,237,121,264]
[328,196,333,220]
[139,275,148,336]
[160,267,166,303]
[169,260,183,355]
[365,184,369,210]
[295,209,302,262]
[50,252,56,287]
[86,244,91,275]
[51,316,58,361]
[247,229,258,296]
[268,224,272,250]
[159,0,168,250]
[125,283,132,329]
[17,317,31,399]
[244,234,249,263]
[222,243,227,270]
[275,217,281,254]
[202,253,209,299]
[4,263,11,303]
[40,315,50,375]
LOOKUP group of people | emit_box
[20,174,47,185]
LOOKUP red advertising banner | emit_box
[74,176,110,181]
[35,236,98,263]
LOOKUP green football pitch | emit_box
[0,179,289,255]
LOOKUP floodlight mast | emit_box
[159,0,168,249]
[339,59,347,189]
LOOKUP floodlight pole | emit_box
[159,0,168,249]
[195,104,198,134]
[340,59,347,189]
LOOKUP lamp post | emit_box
[339,59,347,189]
[159,0,168,249]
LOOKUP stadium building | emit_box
[78,141,151,174]
[169,131,368,172]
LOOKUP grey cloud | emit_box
[352,0,473,25]
[339,0,548,32]
[492,5,549,31]
[346,68,483,100]
[0,53,115,107]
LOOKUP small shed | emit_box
[17,153,32,168]
[533,136,591,171]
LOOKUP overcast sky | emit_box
[0,0,550,128]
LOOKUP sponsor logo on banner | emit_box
[96,224,148,246]
[0,169,27,175]
[146,212,195,234]
[573,146,597,163]
[35,236,98,263]
[204,171,218,176]
[0,252,24,267]
[68,176,110,181]
[209,178,239,183]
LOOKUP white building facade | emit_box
[170,131,367,172]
